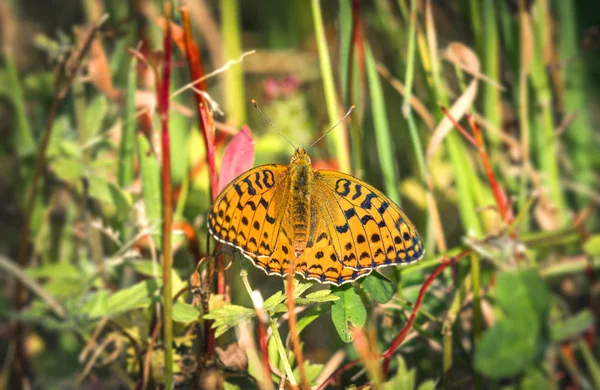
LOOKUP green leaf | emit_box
[223,382,242,390]
[475,269,551,379]
[519,368,552,390]
[51,157,83,183]
[85,95,108,137]
[330,284,366,343]
[583,235,600,256]
[551,310,594,342]
[292,360,323,387]
[88,176,132,218]
[203,304,255,338]
[85,279,160,319]
[382,356,416,390]
[579,339,600,389]
[172,302,201,323]
[494,269,550,320]
[361,271,395,303]
[296,289,339,305]
[26,263,82,280]
[130,260,186,298]
[263,291,286,314]
[475,319,538,378]
[296,305,329,335]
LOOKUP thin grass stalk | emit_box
[119,58,137,190]
[470,253,482,390]
[73,80,106,283]
[220,0,246,126]
[269,320,297,386]
[286,269,308,389]
[467,0,483,53]
[365,45,401,205]
[340,0,365,176]
[159,4,174,387]
[400,0,427,183]
[517,0,532,231]
[442,326,452,388]
[422,0,483,236]
[482,0,501,146]
[556,0,595,214]
[400,0,446,255]
[311,0,350,173]
[530,0,568,224]
[2,3,34,156]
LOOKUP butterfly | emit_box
[207,145,424,285]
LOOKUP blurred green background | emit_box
[0,0,599,389]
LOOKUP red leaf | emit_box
[217,126,255,193]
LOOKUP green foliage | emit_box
[1,0,598,388]
[475,270,551,378]
[331,284,367,343]
[360,271,395,303]
[382,356,437,390]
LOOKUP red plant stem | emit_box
[180,6,222,358]
[287,266,308,389]
[317,250,471,389]
[440,107,477,147]
[159,4,174,386]
[257,318,272,385]
[181,7,218,200]
[382,250,470,375]
[467,115,513,224]
[347,0,364,105]
[441,107,513,226]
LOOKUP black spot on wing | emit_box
[336,223,350,233]
[259,198,269,209]
[234,183,243,196]
[263,169,275,188]
[335,178,351,196]
[361,193,377,209]
[361,215,375,225]
[242,177,256,195]
[316,232,328,242]
[344,208,357,219]
[378,201,390,214]
[253,172,263,190]
[352,183,362,200]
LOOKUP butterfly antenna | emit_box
[307,105,355,150]
[251,99,297,149]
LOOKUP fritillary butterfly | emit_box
[207,146,424,285]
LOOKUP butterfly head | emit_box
[291,147,311,165]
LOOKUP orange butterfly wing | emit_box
[208,164,290,259]
[313,170,424,271]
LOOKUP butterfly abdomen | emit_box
[289,161,313,257]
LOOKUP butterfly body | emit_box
[288,148,313,257]
[208,148,424,285]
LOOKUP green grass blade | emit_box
[530,0,568,225]
[220,0,246,126]
[311,0,350,173]
[118,58,137,189]
[556,0,596,213]
[365,45,401,205]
